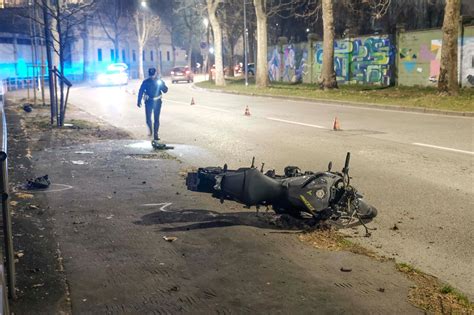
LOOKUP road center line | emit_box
[166,99,231,113]
[412,142,474,155]
[266,117,327,129]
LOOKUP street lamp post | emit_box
[243,0,248,86]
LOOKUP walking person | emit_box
[137,68,168,141]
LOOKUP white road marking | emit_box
[412,143,474,155]
[166,99,189,105]
[167,99,232,113]
[25,184,74,193]
[266,117,327,129]
[141,202,173,212]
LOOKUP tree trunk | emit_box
[138,44,144,79]
[227,41,235,77]
[82,15,89,81]
[114,37,119,62]
[320,0,338,89]
[207,0,225,86]
[187,45,193,69]
[438,0,460,95]
[254,0,268,88]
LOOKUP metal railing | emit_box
[0,81,14,313]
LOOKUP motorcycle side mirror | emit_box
[260,162,265,173]
[251,157,255,168]
[328,161,332,172]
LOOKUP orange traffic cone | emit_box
[333,116,341,131]
[190,97,195,105]
[244,106,251,116]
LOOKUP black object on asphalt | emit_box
[25,175,51,190]
[186,152,378,235]
[23,104,33,113]
[152,140,174,150]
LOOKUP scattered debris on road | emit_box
[74,151,94,155]
[390,224,399,231]
[340,267,352,272]
[22,104,33,112]
[71,160,87,165]
[163,236,178,242]
[15,192,34,199]
[24,175,51,190]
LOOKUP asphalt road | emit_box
[70,77,473,297]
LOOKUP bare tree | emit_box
[207,0,225,86]
[320,0,337,89]
[438,0,460,94]
[25,0,95,125]
[253,0,269,87]
[252,0,294,88]
[134,10,162,79]
[96,0,130,63]
[221,0,245,77]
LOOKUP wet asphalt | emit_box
[64,77,474,298]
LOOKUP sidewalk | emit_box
[5,95,424,314]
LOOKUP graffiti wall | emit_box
[398,25,474,87]
[267,43,307,83]
[398,29,443,86]
[460,26,474,88]
[267,26,473,88]
[312,35,394,85]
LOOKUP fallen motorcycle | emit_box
[186,152,377,233]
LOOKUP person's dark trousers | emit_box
[145,100,162,140]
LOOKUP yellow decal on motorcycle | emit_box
[306,190,313,196]
[299,194,316,212]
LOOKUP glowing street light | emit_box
[141,1,147,8]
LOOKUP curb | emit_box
[191,84,474,118]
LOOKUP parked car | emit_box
[171,66,194,83]
[95,63,128,86]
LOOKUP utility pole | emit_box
[41,0,57,125]
[243,0,248,86]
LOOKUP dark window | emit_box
[17,38,31,45]
[98,48,102,62]
[122,49,126,62]
[132,50,136,62]
[110,49,114,61]
[150,50,154,61]
[166,51,170,61]
[0,37,13,44]
[142,50,145,61]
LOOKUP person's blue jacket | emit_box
[137,77,168,106]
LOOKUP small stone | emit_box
[340,267,352,272]
[377,287,385,293]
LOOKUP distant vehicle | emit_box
[171,66,194,83]
[95,63,128,86]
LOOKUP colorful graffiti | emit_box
[313,36,393,85]
[268,47,281,81]
[267,43,307,83]
[400,37,442,83]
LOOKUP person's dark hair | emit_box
[148,68,156,76]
